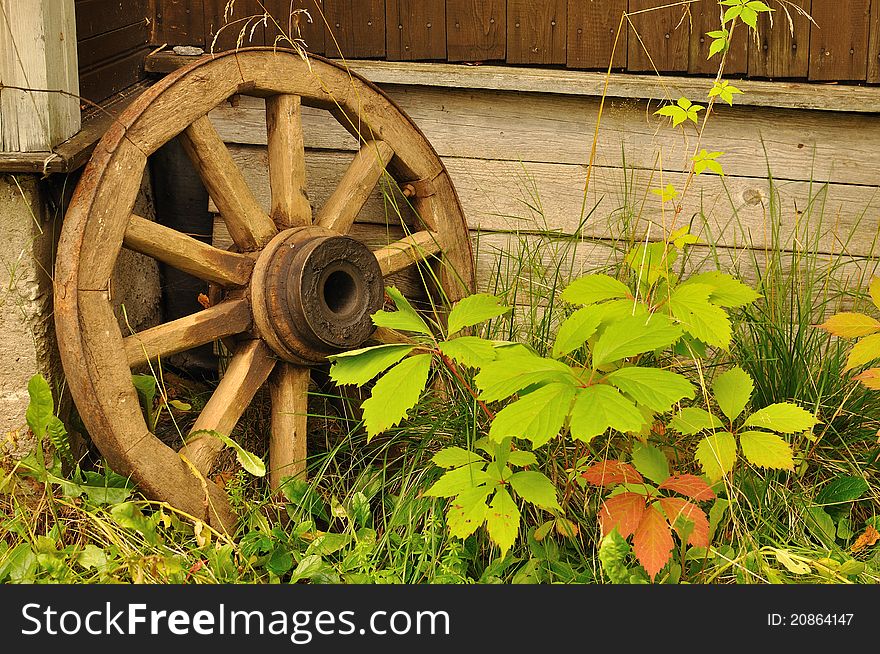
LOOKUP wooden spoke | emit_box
[269,363,310,490]
[123,214,255,286]
[315,139,395,234]
[179,115,277,250]
[124,298,252,368]
[266,94,312,228]
[180,339,277,476]
[374,230,443,276]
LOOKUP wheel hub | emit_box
[251,226,384,364]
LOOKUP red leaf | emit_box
[632,504,674,581]
[658,497,710,548]
[582,460,644,487]
[599,492,647,538]
[658,474,716,501]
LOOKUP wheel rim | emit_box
[54,48,475,532]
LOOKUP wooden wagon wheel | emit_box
[54,48,475,532]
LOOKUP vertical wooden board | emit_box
[870,0,880,82]
[507,0,566,65]
[749,0,810,78]
[688,0,747,74]
[153,0,205,46]
[626,0,690,72]
[566,0,626,69]
[263,0,325,53]
[386,0,446,60]
[447,0,506,62]
[203,0,266,52]
[809,0,871,80]
[324,0,385,58]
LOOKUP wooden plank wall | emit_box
[202,82,880,306]
[148,0,880,83]
[75,0,151,103]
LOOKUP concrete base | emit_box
[0,172,161,454]
[0,175,56,448]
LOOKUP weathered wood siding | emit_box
[75,0,151,103]
[149,0,880,83]
[203,73,880,303]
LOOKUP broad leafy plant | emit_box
[819,277,880,388]
[668,366,818,481]
[582,445,716,580]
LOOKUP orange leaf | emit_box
[658,497,710,548]
[659,474,716,501]
[599,492,647,539]
[851,525,880,553]
[197,293,212,309]
[854,368,880,390]
[582,460,644,487]
[632,504,674,581]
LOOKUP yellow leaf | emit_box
[773,549,810,575]
[845,333,880,371]
[851,525,880,553]
[870,277,880,310]
[819,312,880,338]
[193,520,210,548]
[854,368,880,390]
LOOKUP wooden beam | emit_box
[0,0,80,151]
[0,81,149,173]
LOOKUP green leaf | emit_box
[486,489,521,558]
[438,336,496,368]
[362,353,433,438]
[552,306,603,358]
[743,402,817,433]
[570,384,646,442]
[591,314,683,369]
[561,274,630,306]
[739,431,794,470]
[844,333,880,370]
[424,463,492,498]
[805,507,836,547]
[695,432,737,481]
[25,375,68,458]
[488,383,576,447]
[631,443,670,484]
[682,271,761,308]
[626,242,678,285]
[289,554,325,583]
[712,366,753,422]
[508,471,560,510]
[668,407,724,435]
[447,294,510,335]
[431,446,486,469]
[708,34,727,59]
[447,486,492,539]
[816,476,869,505]
[76,544,109,571]
[328,344,415,386]
[669,283,732,349]
[507,450,538,467]
[476,354,574,402]
[190,430,266,477]
[606,367,695,412]
[372,286,432,335]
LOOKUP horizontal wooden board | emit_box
[213,211,879,313]
[206,88,880,188]
[145,54,880,114]
[78,20,150,70]
[75,0,150,40]
[213,143,880,258]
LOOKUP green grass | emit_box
[3,163,880,584]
